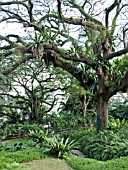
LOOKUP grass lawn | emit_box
[16,156,128,170]
[18,158,73,170]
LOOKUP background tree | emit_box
[109,93,128,120]
[0,0,128,131]
[59,81,95,127]
[0,59,70,123]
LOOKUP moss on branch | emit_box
[68,0,103,26]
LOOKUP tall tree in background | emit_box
[0,0,128,131]
[0,59,70,123]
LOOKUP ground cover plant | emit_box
[0,139,36,152]
[1,148,47,163]
[2,142,29,152]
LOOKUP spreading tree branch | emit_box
[68,0,103,25]
[103,47,128,60]
[28,0,34,22]
[0,104,25,110]
[105,0,120,28]
[43,44,95,67]
[2,55,34,75]
[107,72,128,99]
[0,1,28,9]
[0,111,16,119]
[42,49,94,89]
[57,0,104,32]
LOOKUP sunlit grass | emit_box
[18,158,73,170]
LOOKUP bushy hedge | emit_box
[0,148,47,169]
[65,155,128,170]
[1,148,46,163]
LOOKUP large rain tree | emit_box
[0,0,128,131]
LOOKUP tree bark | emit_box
[96,96,108,131]
[83,90,91,126]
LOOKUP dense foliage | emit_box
[0,123,45,139]
[68,123,128,161]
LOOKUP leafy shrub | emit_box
[0,139,37,153]
[81,131,128,160]
[67,128,96,150]
[44,136,78,158]
[67,125,128,161]
[3,142,29,152]
[108,118,125,130]
[118,122,128,137]
[66,128,95,140]
[28,129,46,143]
[0,123,45,139]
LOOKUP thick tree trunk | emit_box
[96,96,108,131]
